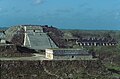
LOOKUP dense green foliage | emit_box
[62,29,120,41]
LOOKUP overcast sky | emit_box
[0,0,120,30]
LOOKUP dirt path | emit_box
[0,53,49,60]
[40,61,63,79]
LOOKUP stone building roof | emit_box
[77,37,117,43]
[46,49,90,56]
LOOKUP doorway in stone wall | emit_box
[72,56,74,58]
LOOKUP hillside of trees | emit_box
[1,60,115,79]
